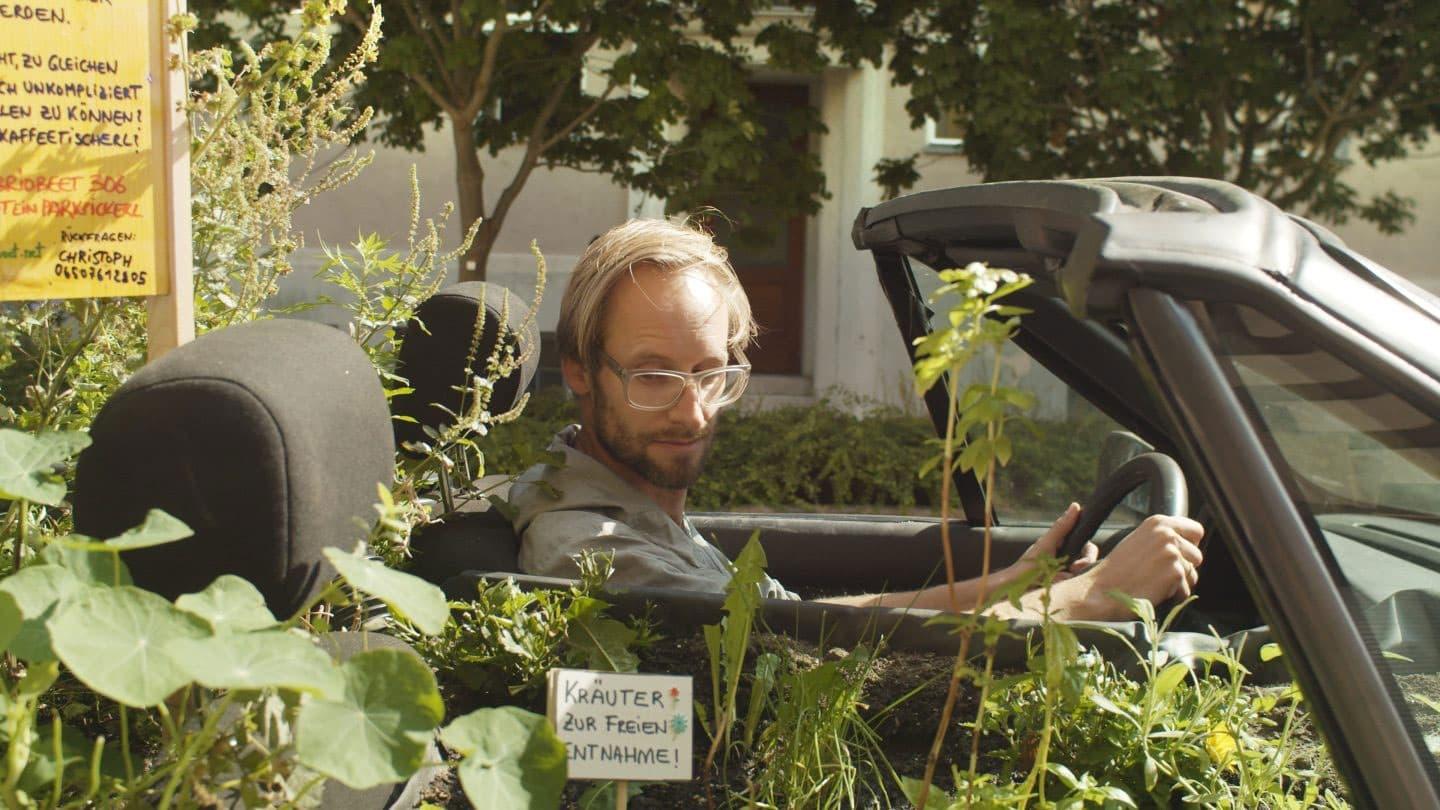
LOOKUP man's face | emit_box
[567,264,731,492]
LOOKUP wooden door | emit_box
[710,83,809,376]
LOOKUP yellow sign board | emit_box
[0,1,174,300]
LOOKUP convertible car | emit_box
[848,178,1440,809]
[76,177,1440,808]
[438,176,1440,808]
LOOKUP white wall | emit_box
[1329,149,1440,294]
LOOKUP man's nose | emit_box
[668,380,710,431]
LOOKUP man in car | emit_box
[509,218,1203,620]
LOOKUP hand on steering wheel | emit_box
[1057,452,1189,560]
[1051,452,1205,618]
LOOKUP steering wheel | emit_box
[1056,452,1189,561]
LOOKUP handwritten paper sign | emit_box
[0,0,174,300]
[547,669,693,781]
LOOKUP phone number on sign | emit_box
[53,264,149,286]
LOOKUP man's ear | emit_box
[561,356,592,397]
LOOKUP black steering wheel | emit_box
[1056,452,1189,561]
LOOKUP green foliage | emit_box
[748,644,894,810]
[49,586,212,708]
[181,0,381,329]
[409,551,653,703]
[911,600,1346,809]
[189,1,856,279]
[865,0,1440,234]
[294,648,445,790]
[322,546,450,635]
[313,166,479,376]
[0,431,91,506]
[440,706,568,809]
[700,532,767,787]
[0,429,565,805]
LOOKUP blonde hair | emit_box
[556,217,755,370]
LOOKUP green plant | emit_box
[409,551,654,705]
[697,532,766,807]
[902,598,1346,809]
[180,0,381,331]
[909,261,1037,807]
[747,643,895,810]
[0,426,568,808]
[314,166,480,377]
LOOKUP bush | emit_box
[482,387,1109,517]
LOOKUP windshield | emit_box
[1209,301,1440,771]
[909,260,1134,525]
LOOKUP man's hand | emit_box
[1004,502,1099,584]
[1050,513,1205,620]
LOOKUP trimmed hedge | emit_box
[483,387,1112,516]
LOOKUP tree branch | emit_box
[484,29,604,239]
[463,7,510,118]
[540,82,618,153]
[398,0,462,101]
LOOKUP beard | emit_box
[591,382,716,491]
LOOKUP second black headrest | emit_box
[392,281,540,454]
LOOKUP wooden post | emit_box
[615,779,628,810]
[147,0,195,361]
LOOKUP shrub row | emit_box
[483,387,1114,516]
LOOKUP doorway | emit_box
[709,82,811,376]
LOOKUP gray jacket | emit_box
[511,425,796,600]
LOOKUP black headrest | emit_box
[392,282,539,455]
[73,319,395,617]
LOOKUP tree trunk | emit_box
[451,114,490,282]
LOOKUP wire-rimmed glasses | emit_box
[602,352,751,411]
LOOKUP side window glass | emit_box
[1209,302,1440,777]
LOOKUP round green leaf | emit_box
[48,586,210,707]
[104,510,193,551]
[168,630,342,697]
[295,648,443,789]
[0,429,90,505]
[175,575,277,633]
[38,541,133,587]
[323,548,448,635]
[441,707,567,810]
[0,564,83,662]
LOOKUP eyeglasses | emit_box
[602,352,751,411]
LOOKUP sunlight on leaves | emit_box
[175,575,278,634]
[170,630,343,697]
[48,585,210,706]
[440,706,567,810]
[324,547,449,635]
[0,429,90,505]
[295,648,444,789]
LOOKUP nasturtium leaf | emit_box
[168,630,342,697]
[48,586,210,707]
[440,706,566,810]
[39,541,133,587]
[175,575,277,634]
[295,648,443,789]
[104,510,193,550]
[322,548,448,635]
[0,590,20,652]
[0,564,83,661]
[0,429,90,505]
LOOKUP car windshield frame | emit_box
[855,178,1440,809]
